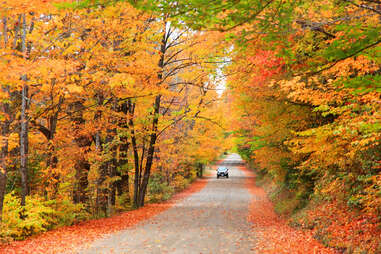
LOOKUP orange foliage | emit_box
[0,0,227,236]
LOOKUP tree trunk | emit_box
[12,15,21,49]
[32,93,63,199]
[126,100,141,208]
[116,140,129,200]
[19,14,29,206]
[115,101,130,204]
[19,80,29,206]
[0,86,10,222]
[131,127,140,207]
[105,141,113,216]
[48,95,63,197]
[116,173,129,197]
[107,157,115,216]
[106,102,117,216]
[94,94,108,216]
[69,101,90,204]
[0,17,9,222]
[73,159,90,204]
[197,163,203,177]
[95,131,107,215]
[133,22,167,208]
[137,95,161,207]
[0,166,6,222]
[108,99,119,212]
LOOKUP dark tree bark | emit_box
[31,93,64,199]
[136,95,161,207]
[19,14,29,206]
[0,17,10,221]
[133,22,167,208]
[47,95,63,197]
[128,100,141,208]
[115,102,130,204]
[0,86,10,222]
[19,82,29,206]
[129,21,207,208]
[104,133,114,216]
[94,94,111,216]
[116,173,129,197]
[197,163,203,177]
[69,101,90,204]
[106,99,118,215]
[73,159,90,204]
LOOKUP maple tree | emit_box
[0,0,228,241]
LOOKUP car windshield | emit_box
[217,167,227,172]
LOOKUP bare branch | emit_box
[297,39,381,77]
[195,116,224,129]
[344,0,381,15]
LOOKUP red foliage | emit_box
[247,50,284,85]
[303,201,380,253]
[0,178,208,254]
[241,166,337,254]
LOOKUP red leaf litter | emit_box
[241,166,337,254]
[0,178,209,254]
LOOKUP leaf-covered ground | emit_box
[0,178,208,254]
[241,165,336,254]
[1,158,339,254]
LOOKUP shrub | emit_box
[0,192,90,241]
[51,199,90,227]
[148,174,174,203]
[171,174,188,191]
[115,193,133,211]
[1,192,56,240]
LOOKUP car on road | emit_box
[217,167,229,179]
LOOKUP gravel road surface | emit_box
[79,154,256,254]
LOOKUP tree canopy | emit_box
[0,0,380,252]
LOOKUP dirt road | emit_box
[79,154,256,254]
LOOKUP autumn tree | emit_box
[0,0,228,233]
